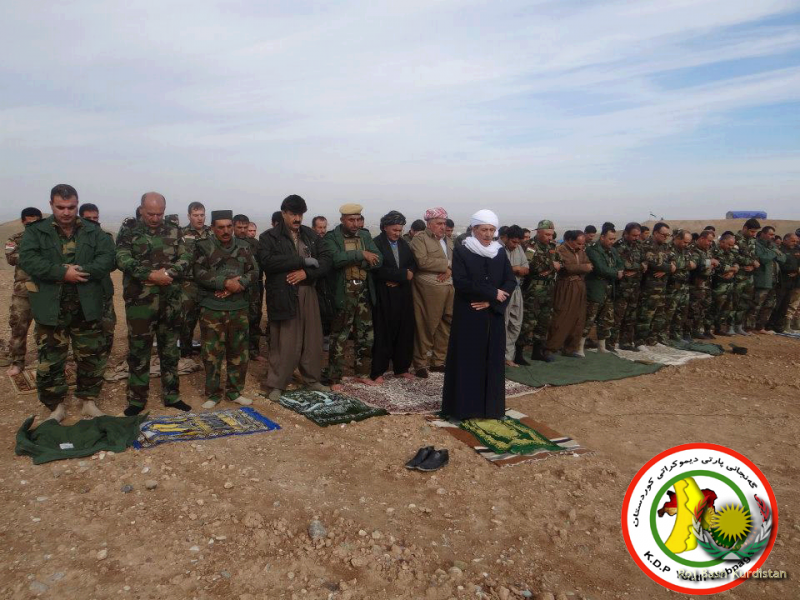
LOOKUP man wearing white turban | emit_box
[442,210,517,419]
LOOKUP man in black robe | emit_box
[370,211,417,382]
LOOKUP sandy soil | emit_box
[0,269,797,600]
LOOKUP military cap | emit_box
[537,219,555,230]
[211,210,233,223]
[339,203,363,216]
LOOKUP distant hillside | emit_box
[642,218,800,237]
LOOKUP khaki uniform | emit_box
[5,230,33,368]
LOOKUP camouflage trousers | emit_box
[584,294,615,340]
[635,280,668,345]
[35,295,107,410]
[612,281,640,345]
[249,282,263,355]
[751,288,776,330]
[200,307,249,404]
[733,274,754,328]
[180,280,202,357]
[688,282,713,334]
[788,288,800,330]
[9,293,33,368]
[326,282,373,382]
[102,298,116,356]
[712,281,735,331]
[665,282,691,338]
[518,281,555,346]
[125,288,182,408]
[770,284,799,331]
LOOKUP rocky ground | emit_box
[0,270,798,600]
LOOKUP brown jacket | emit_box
[556,242,592,282]
[410,229,454,286]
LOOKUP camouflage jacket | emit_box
[712,246,738,286]
[180,225,212,282]
[524,239,559,285]
[688,243,715,284]
[668,244,695,285]
[733,232,758,278]
[116,215,190,302]
[641,239,675,285]
[613,238,644,287]
[194,235,258,311]
[5,230,30,296]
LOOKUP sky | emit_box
[1,0,799,227]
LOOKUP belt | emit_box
[347,279,365,286]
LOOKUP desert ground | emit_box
[0,267,797,600]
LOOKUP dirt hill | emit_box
[642,218,800,237]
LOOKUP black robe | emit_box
[442,243,517,419]
[370,233,417,378]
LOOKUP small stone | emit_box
[308,519,327,541]
[288,572,295,580]
[189,546,201,552]
[371,531,382,540]
[145,480,158,490]
[568,509,577,522]
[36,496,48,502]
[141,467,150,474]
[50,572,65,582]
[453,560,468,571]
[358,529,367,537]
[448,567,463,579]
[498,586,510,600]
[350,557,368,568]
[521,592,533,599]
[96,549,108,560]
[121,485,134,494]
[436,487,447,495]
[29,581,48,594]
[223,481,234,489]
[221,570,231,579]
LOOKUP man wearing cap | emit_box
[518,219,561,362]
[370,211,417,381]
[258,195,331,400]
[322,203,383,388]
[194,210,257,408]
[409,207,454,377]
[180,201,211,358]
[733,218,761,334]
[116,192,193,415]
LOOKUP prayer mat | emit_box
[664,339,725,356]
[275,390,388,426]
[504,350,663,388]
[11,366,76,395]
[428,409,590,467]
[777,331,800,340]
[104,357,201,382]
[339,373,538,415]
[134,407,280,449]
[612,343,715,366]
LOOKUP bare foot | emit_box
[46,404,67,423]
[505,360,519,368]
[397,372,415,380]
[81,400,105,418]
[372,376,385,384]
[7,365,21,377]
[330,383,344,392]
[353,377,379,387]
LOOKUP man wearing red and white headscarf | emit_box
[409,207,454,378]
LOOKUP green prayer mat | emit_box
[277,390,388,426]
[15,414,147,464]
[665,339,725,356]
[460,417,563,455]
[504,350,663,388]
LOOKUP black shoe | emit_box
[429,365,446,373]
[405,446,434,469]
[606,342,618,353]
[701,332,715,340]
[682,335,693,342]
[167,400,192,412]
[124,405,145,417]
[618,344,639,352]
[584,338,597,349]
[415,368,429,379]
[513,346,530,366]
[417,449,449,472]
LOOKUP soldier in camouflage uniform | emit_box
[664,230,696,341]
[322,204,383,388]
[711,233,739,335]
[687,230,718,338]
[180,201,211,357]
[732,219,761,333]
[78,203,117,355]
[194,210,258,408]
[19,184,115,422]
[234,214,264,360]
[518,220,561,362]
[116,192,192,416]
[751,227,785,332]
[612,222,645,350]
[5,207,43,375]
[635,222,676,346]
[583,227,623,352]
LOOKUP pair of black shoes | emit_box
[405,446,449,472]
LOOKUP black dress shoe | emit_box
[618,344,637,352]
[415,368,429,379]
[513,346,530,366]
[429,365,446,373]
[417,449,449,472]
[405,446,434,469]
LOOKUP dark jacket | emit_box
[19,216,116,326]
[257,221,331,322]
[585,243,622,304]
[373,233,416,284]
[778,243,800,290]
[753,238,784,290]
[322,225,383,310]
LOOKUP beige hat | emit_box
[339,203,363,216]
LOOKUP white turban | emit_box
[470,209,499,230]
